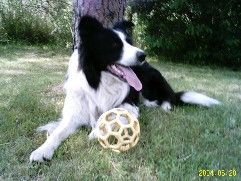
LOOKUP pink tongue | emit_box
[116,65,142,91]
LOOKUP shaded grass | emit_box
[0,44,240,180]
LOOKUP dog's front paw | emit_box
[30,145,54,162]
[161,101,172,112]
[88,129,99,140]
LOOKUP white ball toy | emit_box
[96,108,140,152]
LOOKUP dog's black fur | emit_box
[78,16,124,89]
[113,20,184,108]
[76,16,220,110]
[112,18,219,109]
[131,63,184,107]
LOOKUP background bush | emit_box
[130,0,241,67]
[0,0,72,45]
[1,0,240,67]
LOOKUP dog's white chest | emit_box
[65,70,129,113]
[96,72,130,112]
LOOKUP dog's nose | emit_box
[137,51,146,62]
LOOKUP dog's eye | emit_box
[112,42,118,48]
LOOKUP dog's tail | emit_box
[175,91,220,107]
[37,119,60,135]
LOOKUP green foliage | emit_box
[131,0,241,66]
[0,0,72,45]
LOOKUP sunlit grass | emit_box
[0,44,240,180]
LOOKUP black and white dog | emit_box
[30,16,220,162]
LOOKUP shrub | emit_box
[0,0,72,45]
[130,0,241,67]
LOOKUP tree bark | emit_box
[73,0,126,49]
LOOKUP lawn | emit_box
[0,44,240,180]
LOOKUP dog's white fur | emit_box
[30,48,140,162]
[181,91,220,107]
[142,99,158,107]
[115,31,144,66]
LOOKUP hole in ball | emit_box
[119,114,131,125]
[107,135,119,146]
[127,127,133,136]
[111,122,121,132]
[99,124,108,136]
[133,121,138,130]
[123,137,130,142]
[121,130,125,136]
[106,112,117,121]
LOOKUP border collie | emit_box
[30,16,220,162]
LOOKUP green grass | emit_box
[0,44,241,180]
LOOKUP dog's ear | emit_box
[82,63,101,90]
[79,16,103,36]
[113,20,134,33]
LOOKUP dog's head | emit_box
[79,16,145,90]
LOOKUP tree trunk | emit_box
[73,0,126,49]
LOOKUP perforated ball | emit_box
[97,108,140,152]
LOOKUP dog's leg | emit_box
[118,103,139,118]
[88,109,99,140]
[30,94,89,162]
[30,119,80,162]
[118,103,139,126]
[161,101,172,112]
